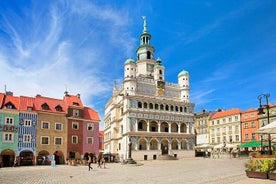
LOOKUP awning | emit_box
[255,120,276,134]
[239,140,262,148]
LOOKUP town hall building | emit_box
[104,17,195,161]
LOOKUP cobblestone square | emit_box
[0,157,275,184]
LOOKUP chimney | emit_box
[77,94,80,99]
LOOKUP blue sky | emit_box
[1,0,276,129]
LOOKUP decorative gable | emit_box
[55,105,63,112]
[41,103,50,110]
[5,101,15,109]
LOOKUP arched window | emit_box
[149,103,153,109]
[143,102,148,109]
[147,51,151,59]
[160,104,164,110]
[138,102,142,108]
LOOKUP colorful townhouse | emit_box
[0,92,19,167]
[35,94,68,164]
[65,92,100,160]
[240,108,259,146]
[209,108,242,147]
[0,91,100,167]
[18,96,37,166]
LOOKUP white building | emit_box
[104,17,195,161]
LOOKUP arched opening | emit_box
[150,139,158,150]
[143,102,147,109]
[19,150,34,166]
[147,51,151,59]
[172,139,178,150]
[1,149,15,167]
[171,123,178,133]
[54,150,65,164]
[165,105,169,111]
[180,123,187,133]
[161,139,169,155]
[170,105,174,111]
[154,104,159,110]
[149,121,158,132]
[139,139,147,150]
[160,104,164,110]
[149,103,153,109]
[38,150,50,165]
[138,120,147,131]
[181,140,188,150]
[138,101,142,108]
[160,122,169,132]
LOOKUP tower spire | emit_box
[142,16,147,33]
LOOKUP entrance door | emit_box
[161,144,168,155]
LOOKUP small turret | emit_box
[178,70,190,102]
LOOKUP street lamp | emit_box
[257,93,272,155]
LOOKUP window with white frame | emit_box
[235,135,239,142]
[41,136,49,144]
[87,123,93,131]
[55,137,62,145]
[41,121,50,129]
[72,136,78,144]
[73,109,79,117]
[245,134,249,140]
[5,117,14,125]
[87,137,93,144]
[3,132,14,142]
[55,123,63,131]
[23,134,32,143]
[24,119,32,127]
[72,122,79,130]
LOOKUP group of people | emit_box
[87,154,106,171]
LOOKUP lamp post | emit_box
[257,93,272,155]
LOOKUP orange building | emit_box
[241,108,259,144]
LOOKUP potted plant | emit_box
[268,159,276,180]
[245,158,268,179]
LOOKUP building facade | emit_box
[194,110,213,146]
[209,108,242,147]
[0,91,100,167]
[241,108,259,143]
[104,18,195,161]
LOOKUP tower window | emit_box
[147,51,151,59]
[159,70,162,74]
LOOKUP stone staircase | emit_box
[157,154,178,160]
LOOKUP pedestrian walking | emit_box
[42,156,46,165]
[88,155,93,171]
[13,157,18,167]
[102,157,106,169]
[97,155,102,168]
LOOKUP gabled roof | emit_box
[64,94,83,109]
[83,107,100,122]
[210,108,242,119]
[19,96,35,111]
[35,95,65,113]
[2,94,19,110]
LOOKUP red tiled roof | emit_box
[63,95,83,109]
[210,108,242,119]
[35,95,65,113]
[83,107,100,122]
[2,94,19,110]
[19,96,35,111]
[0,93,4,107]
